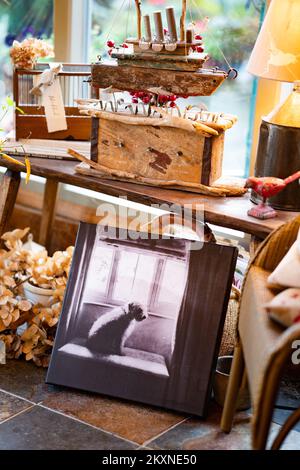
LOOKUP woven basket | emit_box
[219,285,240,356]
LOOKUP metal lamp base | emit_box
[252,120,300,212]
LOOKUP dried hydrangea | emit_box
[0,227,73,367]
[10,38,54,69]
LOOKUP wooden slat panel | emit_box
[16,115,91,141]
[19,106,82,116]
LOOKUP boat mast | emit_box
[180,0,187,41]
[135,0,142,40]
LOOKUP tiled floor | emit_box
[0,360,299,450]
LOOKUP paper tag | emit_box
[42,79,68,133]
[0,340,6,365]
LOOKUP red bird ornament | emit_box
[245,171,300,219]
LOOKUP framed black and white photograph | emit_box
[47,223,237,416]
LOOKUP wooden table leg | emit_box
[39,179,59,250]
[0,170,21,237]
[220,343,245,433]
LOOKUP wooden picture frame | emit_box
[47,223,237,416]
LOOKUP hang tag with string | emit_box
[42,76,68,133]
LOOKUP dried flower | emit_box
[0,227,73,367]
[10,38,54,69]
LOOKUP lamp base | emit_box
[253,120,300,212]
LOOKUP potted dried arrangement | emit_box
[0,227,73,367]
[9,37,54,70]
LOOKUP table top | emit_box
[1,155,298,239]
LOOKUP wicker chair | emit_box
[220,215,300,450]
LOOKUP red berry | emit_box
[106,40,115,48]
[164,28,168,35]
[169,102,176,108]
[121,43,129,48]
[108,49,112,56]
[132,98,138,103]
[191,45,196,52]
[169,95,177,102]
[195,34,202,40]
[196,46,204,53]
[143,96,150,104]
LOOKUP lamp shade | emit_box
[247,0,300,82]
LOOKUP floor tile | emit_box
[268,424,300,450]
[0,391,32,423]
[42,388,186,445]
[0,406,136,450]
[150,404,252,450]
[272,408,300,433]
[0,360,51,403]
[277,372,300,410]
[150,403,300,450]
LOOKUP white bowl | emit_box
[23,282,55,307]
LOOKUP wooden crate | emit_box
[14,63,93,141]
[91,115,225,187]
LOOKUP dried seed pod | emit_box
[18,300,32,312]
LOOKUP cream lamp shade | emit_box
[247,0,300,82]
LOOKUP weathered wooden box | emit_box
[90,115,225,188]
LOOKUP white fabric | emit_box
[268,228,300,288]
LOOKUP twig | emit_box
[12,276,31,293]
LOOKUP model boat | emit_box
[73,1,243,197]
[91,0,236,97]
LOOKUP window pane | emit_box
[155,258,187,318]
[91,0,262,176]
[130,254,157,304]
[113,250,156,304]
[85,245,115,298]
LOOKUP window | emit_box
[91,0,264,177]
[113,251,157,303]
[84,242,188,320]
[0,0,53,103]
